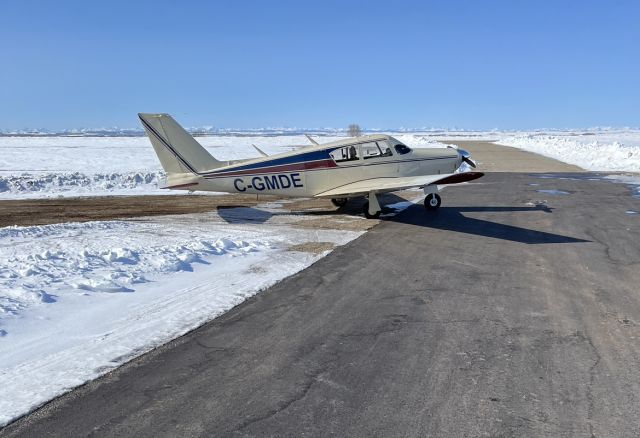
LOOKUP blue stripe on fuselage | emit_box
[207,149,331,174]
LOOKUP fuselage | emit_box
[170,135,461,198]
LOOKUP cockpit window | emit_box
[394,144,412,155]
[361,142,382,159]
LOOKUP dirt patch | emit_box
[287,241,337,254]
[246,265,268,274]
[0,190,421,229]
[0,194,326,228]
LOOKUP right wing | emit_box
[315,172,484,198]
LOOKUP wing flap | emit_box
[315,172,484,197]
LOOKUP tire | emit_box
[424,193,441,210]
[331,197,348,207]
[363,201,381,219]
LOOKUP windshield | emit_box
[394,144,412,155]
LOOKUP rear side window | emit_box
[394,144,412,155]
[329,145,359,163]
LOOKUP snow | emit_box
[496,130,640,173]
[3,128,640,199]
[0,134,457,199]
[0,206,369,426]
[0,171,169,199]
[0,135,319,199]
[602,174,640,199]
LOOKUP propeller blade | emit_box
[448,146,477,168]
[463,156,477,168]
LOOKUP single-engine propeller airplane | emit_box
[139,113,484,218]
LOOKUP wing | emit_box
[305,134,319,145]
[314,172,484,198]
[251,144,269,157]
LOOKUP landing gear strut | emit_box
[331,198,348,208]
[363,191,381,219]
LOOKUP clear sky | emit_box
[1,0,638,130]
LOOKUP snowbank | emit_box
[496,131,640,172]
[0,135,340,198]
[0,133,455,198]
[0,171,167,198]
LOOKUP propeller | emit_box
[457,148,477,168]
[448,146,477,168]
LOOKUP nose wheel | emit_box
[424,193,441,210]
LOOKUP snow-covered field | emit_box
[0,134,452,199]
[496,130,640,173]
[0,135,311,198]
[0,204,374,426]
[2,129,640,199]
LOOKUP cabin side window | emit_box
[394,144,412,155]
[377,140,393,157]
[361,142,382,159]
[361,141,393,159]
[329,145,359,163]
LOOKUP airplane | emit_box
[138,113,484,219]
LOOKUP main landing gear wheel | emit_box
[363,201,381,219]
[424,193,441,210]
[331,197,348,208]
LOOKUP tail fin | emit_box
[138,113,221,174]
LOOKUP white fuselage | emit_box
[172,135,461,198]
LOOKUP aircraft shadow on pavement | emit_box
[216,206,274,224]
[390,205,590,244]
[215,193,407,224]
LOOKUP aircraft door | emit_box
[360,140,397,179]
[328,144,363,189]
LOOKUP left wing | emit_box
[314,172,484,198]
[305,134,319,145]
[251,144,269,157]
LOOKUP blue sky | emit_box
[1,0,638,130]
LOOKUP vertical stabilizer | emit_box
[138,113,221,174]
